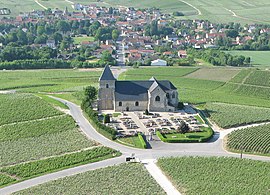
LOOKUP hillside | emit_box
[1,0,270,24]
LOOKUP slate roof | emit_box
[99,65,116,81]
[115,80,177,101]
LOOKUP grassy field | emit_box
[0,69,101,93]
[73,36,95,45]
[226,124,270,156]
[14,163,165,195]
[120,67,270,108]
[206,103,270,128]
[158,156,270,195]
[226,51,270,67]
[184,68,240,82]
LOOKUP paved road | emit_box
[1,98,269,194]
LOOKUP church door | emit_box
[126,107,129,111]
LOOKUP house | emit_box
[178,50,187,58]
[46,39,56,49]
[98,65,179,112]
[151,59,167,66]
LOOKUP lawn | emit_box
[226,51,270,67]
[157,127,213,143]
[158,156,270,195]
[14,163,165,195]
[73,36,95,45]
[117,135,144,149]
[226,124,270,156]
[206,102,270,128]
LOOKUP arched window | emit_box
[172,92,175,98]
[166,93,170,98]
[135,101,139,106]
[155,96,160,101]
[106,84,109,88]
[119,102,122,106]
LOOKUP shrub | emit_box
[138,133,147,149]
[104,114,110,124]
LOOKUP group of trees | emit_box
[144,20,174,37]
[188,48,250,66]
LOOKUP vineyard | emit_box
[158,156,270,195]
[244,70,270,87]
[0,69,101,93]
[206,103,270,128]
[13,163,165,195]
[0,94,63,125]
[0,174,15,187]
[0,147,120,181]
[226,124,270,155]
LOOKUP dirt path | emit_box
[224,8,268,23]
[143,159,181,195]
[179,0,202,15]
[34,0,48,10]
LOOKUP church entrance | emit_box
[126,107,129,111]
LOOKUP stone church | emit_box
[98,65,179,112]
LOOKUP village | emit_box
[0,3,269,67]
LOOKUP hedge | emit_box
[156,129,214,143]
[138,133,147,149]
[81,99,117,140]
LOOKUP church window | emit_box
[135,101,139,106]
[172,92,175,98]
[166,93,170,98]
[119,102,122,106]
[155,96,160,101]
[106,84,109,88]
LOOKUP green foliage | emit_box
[244,70,270,87]
[81,99,117,140]
[103,114,111,124]
[0,174,16,187]
[206,103,270,128]
[0,94,62,126]
[14,163,165,195]
[138,133,147,149]
[156,128,213,143]
[1,147,120,179]
[226,124,270,155]
[158,156,270,195]
[83,85,97,103]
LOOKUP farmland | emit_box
[0,69,101,93]
[158,156,270,195]
[2,0,270,24]
[14,163,165,195]
[226,124,270,156]
[73,36,95,45]
[205,103,270,128]
[184,68,240,82]
[226,51,270,67]
[120,67,270,108]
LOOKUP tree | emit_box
[112,29,120,41]
[53,32,63,45]
[37,26,46,36]
[56,20,70,33]
[225,29,239,38]
[17,30,28,45]
[84,86,97,102]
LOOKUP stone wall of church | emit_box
[148,86,168,112]
[115,101,148,112]
[98,80,115,110]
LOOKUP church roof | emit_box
[99,65,116,81]
[115,80,177,101]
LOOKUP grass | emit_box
[206,102,270,128]
[14,163,165,195]
[157,127,213,143]
[158,156,270,195]
[226,51,270,67]
[0,174,16,187]
[184,67,241,82]
[117,135,145,149]
[73,36,95,45]
[35,94,69,109]
[0,147,120,180]
[226,124,270,156]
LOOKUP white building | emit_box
[151,59,167,66]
